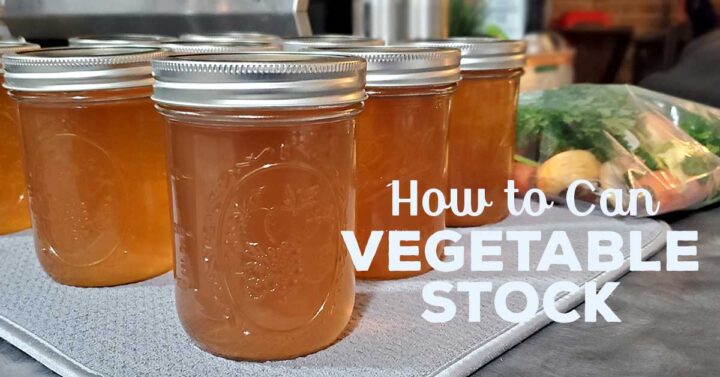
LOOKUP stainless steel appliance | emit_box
[353,0,449,43]
[2,0,311,39]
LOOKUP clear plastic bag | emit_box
[514,84,720,215]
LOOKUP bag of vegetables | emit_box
[514,84,720,215]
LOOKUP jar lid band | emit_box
[402,38,527,70]
[68,34,176,47]
[162,41,281,54]
[308,46,461,88]
[283,35,385,51]
[2,47,167,92]
[151,52,367,109]
[179,32,282,46]
[0,42,41,73]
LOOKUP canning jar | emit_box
[0,42,39,234]
[324,47,460,280]
[179,32,282,47]
[282,35,384,51]
[152,53,366,360]
[162,41,281,54]
[408,38,526,226]
[68,33,176,47]
[3,47,174,287]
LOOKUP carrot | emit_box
[512,155,539,195]
[633,170,711,213]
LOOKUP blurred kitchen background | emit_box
[0,0,717,105]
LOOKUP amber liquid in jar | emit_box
[446,69,522,227]
[0,78,31,234]
[12,87,173,286]
[355,86,454,280]
[160,105,358,361]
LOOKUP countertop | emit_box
[476,204,720,377]
[1,205,719,377]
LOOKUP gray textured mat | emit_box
[0,206,669,377]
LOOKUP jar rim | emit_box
[155,101,364,126]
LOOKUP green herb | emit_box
[682,154,717,178]
[635,147,661,170]
[449,0,482,37]
[677,110,720,156]
[517,85,640,162]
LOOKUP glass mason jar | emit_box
[408,38,526,226]
[323,47,460,280]
[179,32,282,47]
[152,53,366,360]
[282,35,384,51]
[68,33,177,47]
[161,41,281,54]
[3,47,174,287]
[0,42,39,235]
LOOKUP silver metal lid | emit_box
[309,46,461,88]
[282,35,384,51]
[151,52,367,109]
[162,41,281,54]
[68,33,176,47]
[3,47,168,92]
[403,38,527,70]
[0,42,41,73]
[179,32,282,46]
